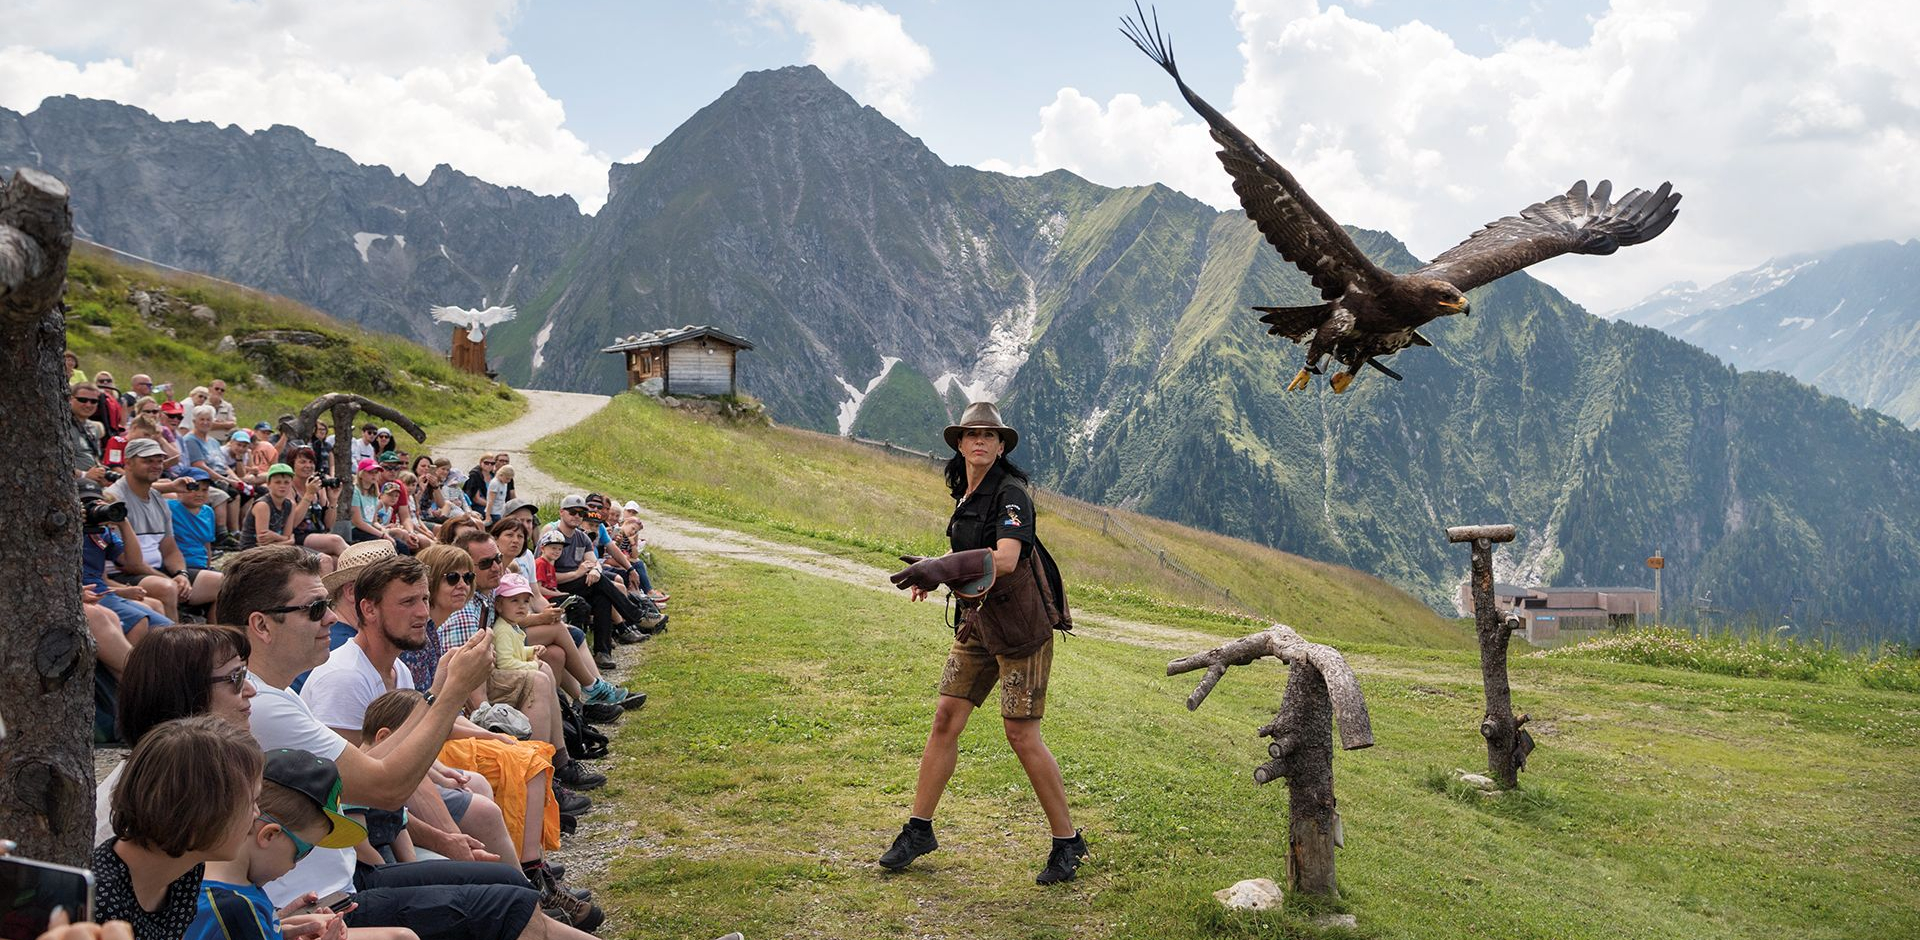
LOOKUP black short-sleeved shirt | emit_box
[948,465,1037,556]
[91,837,205,940]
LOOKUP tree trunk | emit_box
[0,167,92,866]
[1468,536,1524,788]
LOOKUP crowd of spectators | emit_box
[51,361,727,940]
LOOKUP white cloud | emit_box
[0,0,613,212]
[616,145,652,166]
[753,0,933,122]
[980,0,1920,313]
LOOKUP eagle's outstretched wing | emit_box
[1412,180,1681,293]
[431,305,517,327]
[1121,4,1388,302]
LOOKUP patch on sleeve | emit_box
[1002,504,1023,527]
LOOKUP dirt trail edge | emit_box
[479,391,1218,655]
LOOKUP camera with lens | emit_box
[320,476,342,488]
[85,500,127,528]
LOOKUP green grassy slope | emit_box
[590,553,1920,940]
[535,394,1464,650]
[62,243,524,436]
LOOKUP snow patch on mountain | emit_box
[834,356,901,435]
[531,319,555,371]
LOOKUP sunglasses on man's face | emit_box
[473,555,502,570]
[262,597,333,623]
[73,395,100,404]
[140,408,161,415]
[442,571,476,587]
[180,481,202,491]
[207,663,249,693]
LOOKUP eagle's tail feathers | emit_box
[1254,303,1334,339]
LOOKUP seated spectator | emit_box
[92,715,264,940]
[461,528,636,717]
[214,546,600,940]
[350,424,378,466]
[485,469,512,523]
[492,455,516,502]
[66,349,84,385]
[186,386,210,416]
[183,406,246,536]
[462,456,495,510]
[206,380,238,443]
[167,469,219,573]
[186,749,395,940]
[93,371,127,437]
[241,463,315,556]
[533,532,565,602]
[124,374,155,410]
[371,429,397,461]
[158,400,187,450]
[436,515,483,546]
[68,382,106,478]
[108,438,222,620]
[84,584,136,742]
[81,480,172,643]
[97,625,258,843]
[247,422,280,473]
[226,431,266,488]
[286,447,348,560]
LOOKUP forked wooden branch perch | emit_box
[281,393,428,479]
[1449,522,1534,788]
[1168,624,1374,897]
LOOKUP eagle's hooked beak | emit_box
[1441,298,1471,315]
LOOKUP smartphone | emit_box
[0,855,95,939]
[294,889,355,916]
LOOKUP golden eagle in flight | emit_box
[1120,5,1681,393]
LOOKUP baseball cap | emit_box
[232,430,252,444]
[122,438,166,459]
[261,749,368,850]
[375,427,392,436]
[495,572,534,599]
[323,539,398,591]
[77,478,105,500]
[254,421,274,431]
[355,458,379,473]
[160,401,184,416]
[622,500,640,513]
[502,498,538,520]
[559,494,587,510]
[267,463,294,478]
[380,481,402,494]
[180,467,212,481]
[378,450,402,464]
[538,529,567,547]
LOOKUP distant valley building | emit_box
[602,325,754,397]
[1466,583,1659,643]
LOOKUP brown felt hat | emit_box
[943,401,1017,454]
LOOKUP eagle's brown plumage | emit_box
[1120,4,1682,393]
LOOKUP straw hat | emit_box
[943,401,1018,453]
[322,539,397,592]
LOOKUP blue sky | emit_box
[2,0,1914,312]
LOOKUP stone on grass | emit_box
[189,304,218,325]
[1453,769,1496,789]
[1213,877,1283,911]
[1314,913,1359,929]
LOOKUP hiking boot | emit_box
[877,821,938,871]
[582,701,624,725]
[556,761,607,791]
[559,812,578,836]
[618,690,647,711]
[614,625,643,645]
[593,650,617,671]
[553,785,593,816]
[1035,830,1090,885]
[643,613,668,634]
[537,866,605,932]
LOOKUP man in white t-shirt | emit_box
[216,545,600,940]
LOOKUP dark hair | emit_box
[943,454,1030,500]
[287,445,317,467]
[362,689,426,741]
[354,555,428,611]
[215,545,324,625]
[111,715,262,857]
[117,625,252,747]
[451,528,495,554]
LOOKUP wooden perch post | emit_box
[1168,624,1373,897]
[0,167,93,866]
[1446,523,1534,789]
[279,393,428,480]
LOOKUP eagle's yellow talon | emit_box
[1330,372,1354,393]
[1287,368,1313,392]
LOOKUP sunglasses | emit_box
[441,571,476,587]
[208,664,249,693]
[180,481,202,491]
[164,413,182,421]
[473,555,502,570]
[257,813,316,862]
[74,396,101,404]
[140,408,162,415]
[261,597,334,622]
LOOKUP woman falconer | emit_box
[880,401,1087,884]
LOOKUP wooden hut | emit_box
[601,325,755,397]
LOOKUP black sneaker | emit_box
[583,701,624,724]
[553,785,593,816]
[556,761,607,791]
[1036,830,1089,885]
[614,625,644,645]
[559,812,578,836]
[618,690,647,711]
[877,821,938,871]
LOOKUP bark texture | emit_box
[1454,524,1533,788]
[1168,624,1373,897]
[0,167,91,866]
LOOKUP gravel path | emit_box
[436,389,614,504]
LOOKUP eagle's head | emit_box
[1418,279,1471,318]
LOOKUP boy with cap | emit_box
[533,530,566,601]
[168,468,219,570]
[185,748,376,940]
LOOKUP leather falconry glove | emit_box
[890,548,996,600]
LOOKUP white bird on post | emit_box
[431,304,517,342]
